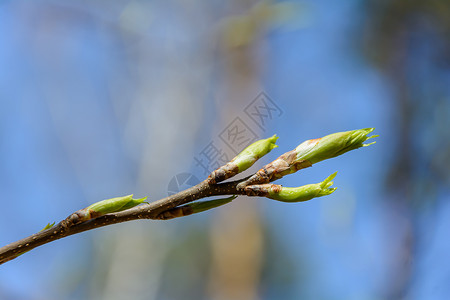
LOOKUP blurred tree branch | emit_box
[362,1,450,297]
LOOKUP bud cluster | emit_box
[237,128,377,189]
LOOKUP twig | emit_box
[0,128,377,265]
[0,178,246,265]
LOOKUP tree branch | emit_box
[0,128,377,265]
[0,178,246,265]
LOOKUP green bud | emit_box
[87,194,147,217]
[208,135,278,184]
[41,222,55,231]
[187,195,238,213]
[232,135,279,172]
[156,195,238,220]
[267,172,337,202]
[237,128,377,188]
[295,128,378,165]
[18,222,57,257]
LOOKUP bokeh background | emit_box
[1,0,450,299]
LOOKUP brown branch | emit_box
[0,129,377,265]
[0,178,248,265]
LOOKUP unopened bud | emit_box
[243,172,336,202]
[266,172,337,202]
[86,194,147,219]
[188,195,237,213]
[238,128,377,188]
[156,195,237,220]
[233,134,279,171]
[208,135,278,184]
[63,195,147,225]
[294,128,378,165]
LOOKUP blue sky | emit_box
[1,1,449,299]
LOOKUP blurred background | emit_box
[1,0,449,299]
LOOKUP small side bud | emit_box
[41,222,55,231]
[19,222,58,257]
[155,195,237,220]
[188,195,237,213]
[266,172,337,202]
[208,135,278,184]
